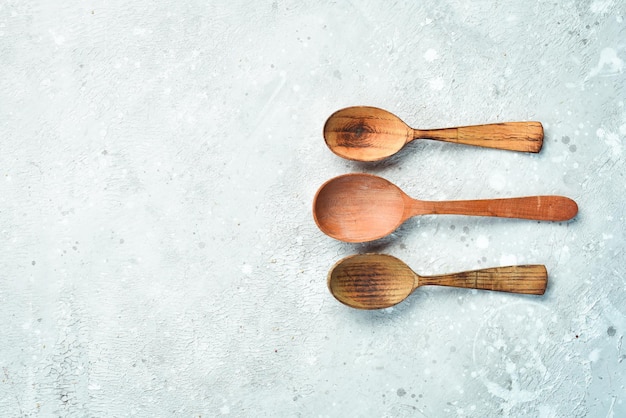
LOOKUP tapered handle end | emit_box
[560,197,579,221]
[509,265,548,295]
[522,122,544,153]
[537,196,579,221]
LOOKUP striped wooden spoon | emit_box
[328,254,547,310]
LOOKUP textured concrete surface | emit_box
[0,1,624,416]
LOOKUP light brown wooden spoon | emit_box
[328,254,547,310]
[313,173,578,243]
[324,106,544,161]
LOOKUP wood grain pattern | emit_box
[313,173,578,243]
[323,106,412,162]
[328,254,415,310]
[413,121,543,153]
[418,265,547,295]
[323,106,543,161]
[328,254,547,310]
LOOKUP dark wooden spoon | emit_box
[324,106,543,161]
[328,254,547,309]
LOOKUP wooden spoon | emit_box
[313,173,578,243]
[328,254,547,309]
[324,106,544,161]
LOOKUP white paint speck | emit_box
[505,360,516,374]
[429,77,444,90]
[488,173,506,191]
[424,48,439,62]
[133,27,148,37]
[588,48,623,78]
[590,0,614,14]
[588,348,601,362]
[500,254,517,265]
[241,264,252,275]
[597,127,622,156]
[220,405,230,415]
[559,245,571,262]
[476,235,489,249]
[50,31,65,45]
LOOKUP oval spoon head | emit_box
[313,174,407,242]
[323,106,413,162]
[328,254,416,309]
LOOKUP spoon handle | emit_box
[410,196,578,221]
[412,122,543,152]
[418,265,547,295]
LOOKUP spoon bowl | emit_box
[324,106,544,161]
[324,107,412,162]
[313,173,578,243]
[313,173,406,242]
[328,254,548,309]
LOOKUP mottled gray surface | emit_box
[0,1,624,416]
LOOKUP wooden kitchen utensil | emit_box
[328,254,547,309]
[313,173,578,243]
[324,106,544,161]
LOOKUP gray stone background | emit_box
[1,0,624,416]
